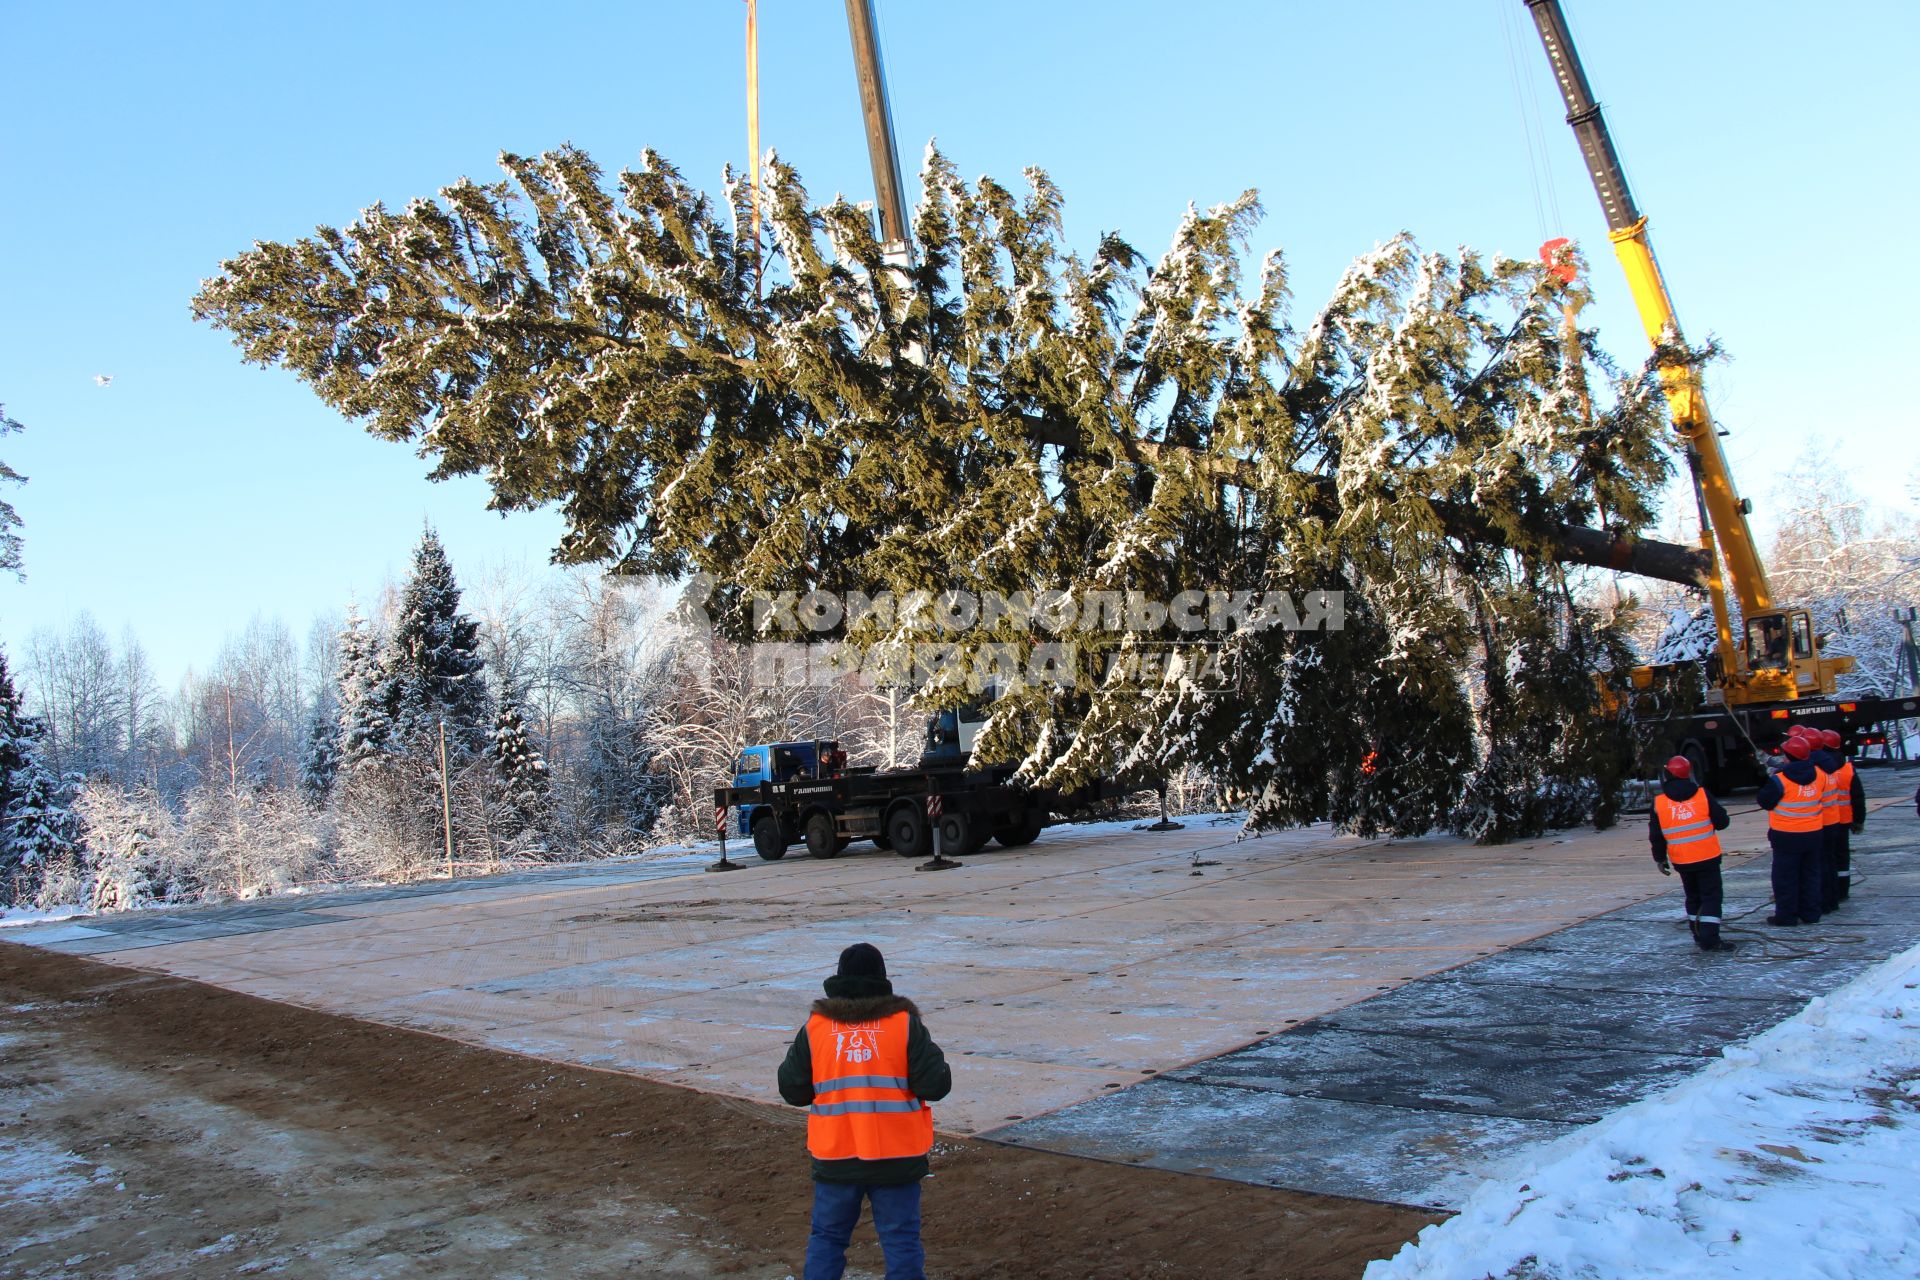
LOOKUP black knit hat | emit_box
[837,942,887,980]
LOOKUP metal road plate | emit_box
[988,1077,1579,1210]
[1167,1024,1711,1123]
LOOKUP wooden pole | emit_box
[439,719,454,878]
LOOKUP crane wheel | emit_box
[937,811,975,856]
[804,812,840,859]
[885,800,930,859]
[995,809,1046,848]
[752,816,788,861]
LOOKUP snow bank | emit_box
[1366,942,1920,1279]
[0,904,88,930]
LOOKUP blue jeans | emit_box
[804,1179,924,1280]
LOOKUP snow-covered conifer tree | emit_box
[377,529,490,756]
[300,700,341,803]
[0,649,31,822]
[4,749,81,906]
[1,646,81,904]
[335,604,389,768]
[488,691,551,831]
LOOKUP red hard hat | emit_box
[1820,729,1843,750]
[1664,755,1693,779]
[1786,724,1814,738]
[1781,736,1811,761]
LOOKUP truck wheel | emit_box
[937,811,975,856]
[1681,743,1713,795]
[872,826,893,852]
[804,812,840,859]
[752,816,788,861]
[995,809,1046,848]
[885,801,930,859]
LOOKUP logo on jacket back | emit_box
[1671,801,1697,820]
[834,1022,885,1064]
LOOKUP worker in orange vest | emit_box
[778,943,951,1280]
[1757,735,1826,926]
[1811,728,1865,911]
[1783,725,1830,907]
[1648,755,1735,951]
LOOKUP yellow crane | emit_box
[1523,0,1852,709]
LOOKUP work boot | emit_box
[1765,915,1798,927]
[1699,939,1738,953]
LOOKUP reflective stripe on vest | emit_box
[813,1074,911,1095]
[805,1009,933,1162]
[1769,772,1826,834]
[1821,760,1855,826]
[810,1099,927,1116]
[1653,794,1722,864]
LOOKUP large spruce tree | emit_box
[196,146,1680,839]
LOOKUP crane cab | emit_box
[1741,609,1850,701]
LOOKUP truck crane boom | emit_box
[844,0,914,263]
[1524,0,1850,708]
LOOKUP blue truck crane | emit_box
[719,709,1150,862]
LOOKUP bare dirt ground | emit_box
[0,942,1438,1280]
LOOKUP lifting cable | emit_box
[1494,0,1563,246]
[744,0,763,292]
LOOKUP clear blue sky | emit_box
[4,0,1916,687]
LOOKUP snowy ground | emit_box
[1366,941,1920,1279]
[0,809,1214,933]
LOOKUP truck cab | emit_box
[730,740,847,842]
[919,706,985,768]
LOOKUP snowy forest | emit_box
[3,147,1916,913]
[0,527,940,912]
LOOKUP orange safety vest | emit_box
[805,1009,933,1162]
[1653,793,1722,864]
[1769,769,1827,834]
[1821,759,1855,827]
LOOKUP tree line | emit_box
[0,528,922,911]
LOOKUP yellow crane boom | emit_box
[1524,0,1847,705]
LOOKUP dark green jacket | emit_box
[777,981,952,1185]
